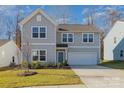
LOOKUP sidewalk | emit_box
[30,84,85,88]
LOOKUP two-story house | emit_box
[104,20,124,60]
[19,9,102,65]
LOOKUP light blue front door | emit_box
[58,51,64,62]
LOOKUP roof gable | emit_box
[104,21,124,40]
[19,8,57,26]
[0,40,9,47]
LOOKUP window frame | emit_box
[32,50,39,61]
[82,33,94,43]
[32,27,39,38]
[120,50,123,57]
[31,49,47,62]
[31,26,47,39]
[61,33,74,43]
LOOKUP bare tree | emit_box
[106,7,122,27]
[47,6,70,24]
[82,7,96,25]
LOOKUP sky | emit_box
[0,5,124,39]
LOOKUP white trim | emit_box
[69,46,100,48]
[31,49,47,62]
[61,33,74,43]
[82,33,94,43]
[31,26,47,39]
[99,33,101,60]
[65,49,68,60]
[57,51,64,62]
[23,43,56,45]
[56,47,67,49]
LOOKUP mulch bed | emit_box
[17,71,38,76]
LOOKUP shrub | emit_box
[21,61,30,69]
[43,62,56,68]
[31,61,41,69]
[9,62,16,67]
[63,60,69,66]
[57,62,64,68]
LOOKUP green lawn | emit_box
[0,68,82,88]
[99,60,124,69]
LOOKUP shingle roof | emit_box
[57,24,102,33]
[0,39,9,47]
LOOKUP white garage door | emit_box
[68,52,97,65]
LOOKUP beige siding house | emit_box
[19,9,102,65]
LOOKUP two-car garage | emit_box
[68,52,98,65]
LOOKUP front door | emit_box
[57,51,64,63]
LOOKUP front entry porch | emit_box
[56,44,68,63]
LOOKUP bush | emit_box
[9,62,16,67]
[57,62,64,68]
[44,62,56,68]
[21,61,30,69]
[63,60,68,66]
[31,61,41,69]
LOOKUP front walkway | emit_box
[31,84,85,88]
[71,65,124,88]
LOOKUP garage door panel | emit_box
[68,52,97,65]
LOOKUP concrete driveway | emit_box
[71,65,124,88]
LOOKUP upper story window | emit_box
[83,34,88,42]
[89,34,94,42]
[36,15,42,22]
[32,26,47,39]
[82,33,94,43]
[40,27,46,38]
[114,37,117,44]
[120,50,123,57]
[62,33,74,43]
[32,27,38,38]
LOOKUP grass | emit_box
[99,60,124,69]
[0,68,82,88]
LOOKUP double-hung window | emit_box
[32,26,46,38]
[82,33,94,43]
[40,27,46,38]
[63,34,67,42]
[32,50,47,62]
[89,33,93,42]
[120,50,123,57]
[62,33,73,43]
[83,33,88,42]
[40,50,46,61]
[32,27,38,38]
[68,34,73,42]
[32,50,39,61]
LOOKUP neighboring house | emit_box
[19,9,102,65]
[0,40,21,67]
[104,21,124,60]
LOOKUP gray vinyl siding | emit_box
[21,13,56,63]
[22,13,56,44]
[57,32,100,47]
[57,32,101,63]
[22,45,56,63]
